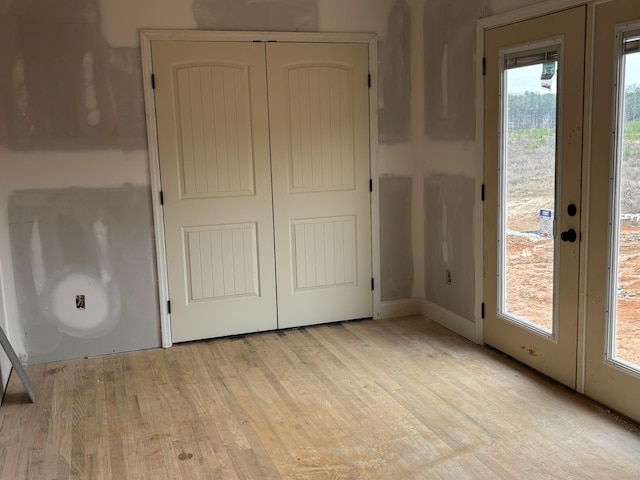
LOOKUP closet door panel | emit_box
[267,43,373,328]
[152,41,277,342]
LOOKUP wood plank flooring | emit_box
[1,315,640,479]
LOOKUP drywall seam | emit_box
[0,0,148,151]
[98,0,197,47]
[193,0,318,31]
[379,175,413,302]
[317,0,397,35]
[424,0,490,141]
[378,0,411,144]
[424,174,475,321]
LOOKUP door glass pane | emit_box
[501,59,558,332]
[612,49,640,367]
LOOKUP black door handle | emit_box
[560,229,577,243]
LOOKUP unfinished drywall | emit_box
[0,272,9,395]
[0,0,146,151]
[423,0,490,141]
[378,0,411,144]
[99,0,197,47]
[8,187,160,363]
[424,175,475,321]
[0,0,421,370]
[380,175,414,301]
[194,0,318,31]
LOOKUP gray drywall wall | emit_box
[378,0,411,144]
[0,0,146,151]
[380,175,413,301]
[194,0,318,30]
[424,175,475,321]
[0,280,8,396]
[423,0,490,141]
[0,0,419,364]
[8,187,160,364]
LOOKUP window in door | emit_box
[500,44,560,335]
[608,28,640,369]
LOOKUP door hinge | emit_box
[369,178,373,192]
[481,302,485,319]
[160,190,164,205]
[482,57,486,76]
[368,74,371,88]
[371,278,375,291]
[151,73,156,89]
[481,184,485,202]
[167,300,172,315]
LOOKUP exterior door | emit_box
[152,41,278,342]
[484,7,586,388]
[266,43,373,329]
[585,0,640,423]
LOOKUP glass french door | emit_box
[484,7,586,388]
[585,0,640,424]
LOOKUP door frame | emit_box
[140,30,379,347]
[476,0,592,391]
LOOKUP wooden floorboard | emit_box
[1,315,640,479]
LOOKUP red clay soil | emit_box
[504,222,640,367]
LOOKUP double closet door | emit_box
[151,40,373,343]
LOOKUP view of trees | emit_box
[625,83,640,122]
[507,91,556,130]
[507,83,640,129]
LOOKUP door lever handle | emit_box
[560,228,577,243]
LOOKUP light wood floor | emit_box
[1,316,640,479]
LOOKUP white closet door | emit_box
[152,41,277,342]
[266,43,373,328]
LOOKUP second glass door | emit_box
[585,0,640,424]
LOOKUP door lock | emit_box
[560,228,577,243]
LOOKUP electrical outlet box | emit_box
[75,294,86,310]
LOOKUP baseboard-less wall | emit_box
[421,299,480,343]
[0,289,9,397]
[376,298,481,344]
[0,354,9,398]
[376,298,421,319]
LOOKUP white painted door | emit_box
[152,41,277,342]
[266,43,373,328]
[585,0,640,424]
[483,7,586,388]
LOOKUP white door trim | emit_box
[140,30,379,347]
[479,0,590,30]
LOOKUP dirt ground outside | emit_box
[502,127,640,367]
